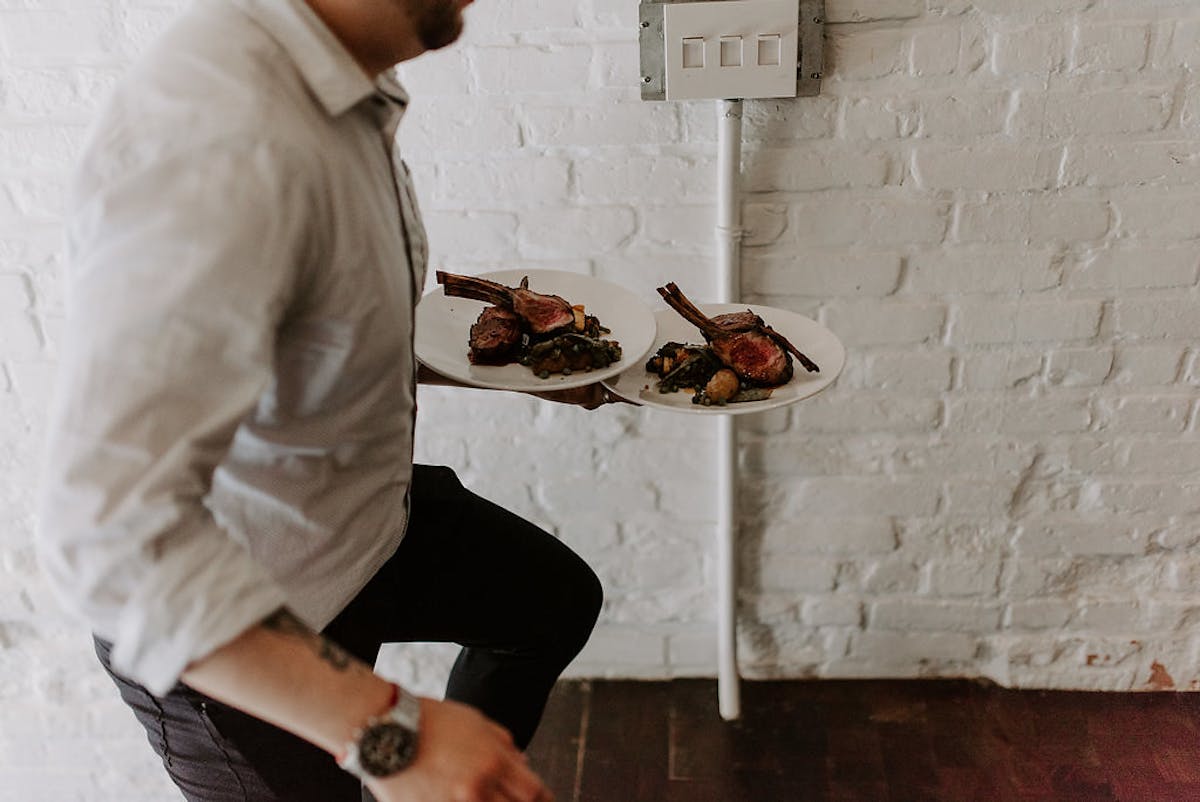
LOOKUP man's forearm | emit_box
[180,609,394,756]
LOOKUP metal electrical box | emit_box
[639,0,824,101]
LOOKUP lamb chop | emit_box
[467,306,521,363]
[656,282,819,386]
[437,271,575,336]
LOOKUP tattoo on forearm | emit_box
[262,608,353,671]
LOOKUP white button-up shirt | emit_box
[37,0,428,695]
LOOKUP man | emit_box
[37,0,612,800]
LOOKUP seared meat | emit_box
[467,306,521,363]
[656,282,819,385]
[437,271,576,335]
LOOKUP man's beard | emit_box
[415,0,464,51]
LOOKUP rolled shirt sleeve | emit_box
[37,136,316,694]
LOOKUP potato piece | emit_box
[704,369,740,403]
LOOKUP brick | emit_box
[759,517,897,554]
[742,95,840,141]
[421,210,517,259]
[1116,190,1200,240]
[1095,395,1192,434]
[1007,599,1074,630]
[398,100,521,152]
[788,198,951,247]
[0,8,115,60]
[955,195,1037,243]
[472,45,592,94]
[1113,298,1200,339]
[744,251,902,297]
[958,349,1043,390]
[950,300,1102,345]
[396,48,471,95]
[1028,198,1112,244]
[920,91,1011,137]
[432,156,569,208]
[522,101,680,147]
[666,631,717,668]
[1082,481,1200,517]
[862,349,953,391]
[462,1,579,38]
[1065,247,1200,291]
[905,248,1060,294]
[592,40,641,89]
[993,25,1069,76]
[742,202,788,247]
[942,479,1019,515]
[850,630,978,662]
[1072,23,1152,73]
[1111,345,1184,385]
[913,144,1059,191]
[742,145,891,192]
[1046,347,1114,387]
[517,206,635,257]
[1063,142,1200,189]
[802,596,863,627]
[1015,521,1146,557]
[1075,601,1142,633]
[1,66,120,119]
[928,558,1003,597]
[911,24,965,77]
[841,96,920,140]
[1016,88,1174,137]
[822,299,947,345]
[575,152,714,204]
[870,599,1003,633]
[1125,441,1200,477]
[828,28,911,81]
[749,554,838,592]
[791,393,943,433]
[779,477,941,518]
[825,0,924,22]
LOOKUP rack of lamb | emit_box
[436,271,621,378]
[647,282,819,406]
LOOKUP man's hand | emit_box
[369,698,552,802]
[528,383,638,410]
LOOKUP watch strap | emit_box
[338,683,421,781]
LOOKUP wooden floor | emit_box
[525,679,1200,802]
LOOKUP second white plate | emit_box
[602,303,845,415]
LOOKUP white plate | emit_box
[602,303,845,415]
[415,269,658,392]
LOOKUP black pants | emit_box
[95,465,603,802]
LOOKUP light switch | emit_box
[757,34,780,66]
[720,36,742,67]
[662,0,799,100]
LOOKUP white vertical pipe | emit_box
[715,98,743,721]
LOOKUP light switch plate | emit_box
[663,0,798,100]
[639,0,824,101]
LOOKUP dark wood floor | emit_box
[525,679,1200,802]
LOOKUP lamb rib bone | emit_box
[436,271,576,336]
[656,282,819,386]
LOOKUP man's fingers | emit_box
[495,755,553,802]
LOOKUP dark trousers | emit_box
[95,464,603,802]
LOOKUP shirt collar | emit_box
[231,0,409,117]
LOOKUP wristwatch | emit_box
[338,684,422,780]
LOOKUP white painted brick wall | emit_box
[5,0,1200,797]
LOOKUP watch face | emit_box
[359,721,419,777]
